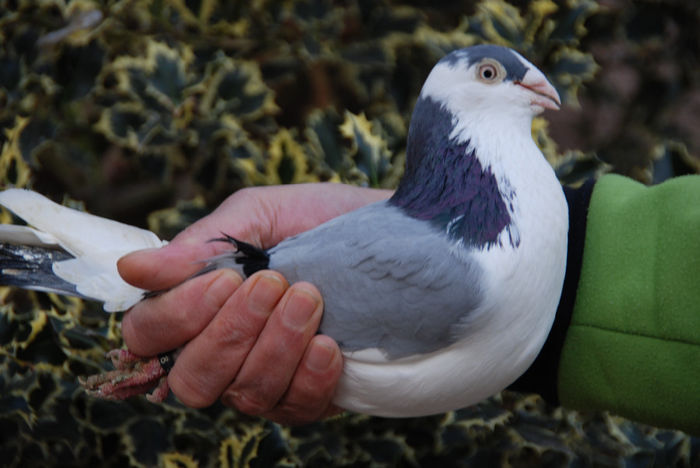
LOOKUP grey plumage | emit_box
[440,45,529,82]
[271,203,483,358]
[179,197,486,358]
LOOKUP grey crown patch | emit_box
[439,44,529,82]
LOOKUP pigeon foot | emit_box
[79,349,169,402]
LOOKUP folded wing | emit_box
[267,201,485,360]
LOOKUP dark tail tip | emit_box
[208,234,270,277]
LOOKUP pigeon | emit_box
[0,45,567,417]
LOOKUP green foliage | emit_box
[1,0,699,466]
[0,0,606,216]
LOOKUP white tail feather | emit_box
[0,189,166,312]
[0,224,60,247]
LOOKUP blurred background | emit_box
[1,0,699,466]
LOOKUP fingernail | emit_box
[306,341,335,372]
[248,273,285,315]
[203,270,243,311]
[282,287,320,330]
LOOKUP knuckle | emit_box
[159,287,197,324]
[223,187,277,244]
[209,302,264,349]
[169,305,193,329]
[268,400,329,426]
[164,271,242,339]
[230,186,257,201]
[226,390,274,416]
[206,273,286,347]
[211,312,258,349]
[175,391,214,409]
[278,400,314,419]
[120,312,148,353]
[168,303,203,338]
[291,380,333,409]
[168,372,217,409]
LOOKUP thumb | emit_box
[117,198,262,291]
[118,239,225,291]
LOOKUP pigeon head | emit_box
[427,44,561,119]
[390,45,560,249]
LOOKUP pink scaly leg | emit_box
[79,348,170,402]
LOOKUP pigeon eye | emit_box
[480,65,496,79]
[476,61,503,83]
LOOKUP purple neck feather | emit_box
[389,96,517,248]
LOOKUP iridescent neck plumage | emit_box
[389,96,517,249]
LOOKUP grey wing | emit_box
[268,201,485,359]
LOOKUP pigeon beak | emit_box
[517,69,561,111]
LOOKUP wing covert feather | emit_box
[268,201,484,358]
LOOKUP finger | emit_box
[117,240,228,291]
[220,282,324,415]
[118,185,394,291]
[117,197,263,291]
[256,335,344,425]
[166,271,289,407]
[121,269,243,356]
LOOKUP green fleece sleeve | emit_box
[558,174,700,435]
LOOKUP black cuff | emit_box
[508,178,596,404]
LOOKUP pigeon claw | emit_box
[79,349,169,403]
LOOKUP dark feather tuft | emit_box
[209,234,270,277]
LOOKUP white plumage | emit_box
[0,189,165,311]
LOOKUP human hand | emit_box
[117,183,392,424]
